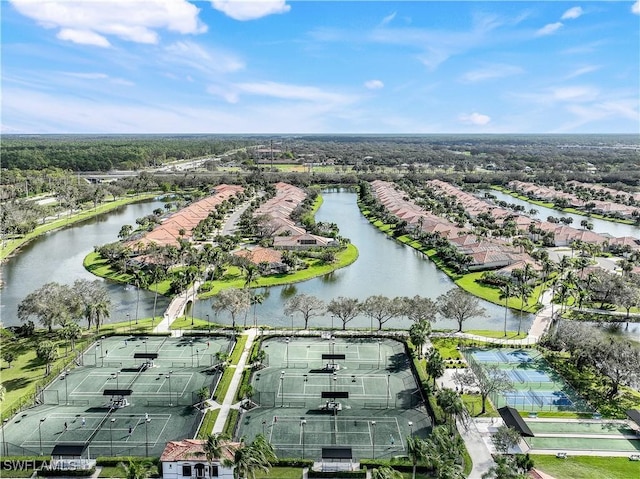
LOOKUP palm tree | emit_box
[515,282,533,334]
[498,282,515,337]
[202,433,234,475]
[371,466,403,479]
[436,389,463,434]
[407,436,428,479]
[232,434,275,479]
[409,320,431,359]
[119,460,156,479]
[426,349,445,387]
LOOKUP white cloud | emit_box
[235,81,354,104]
[206,84,240,104]
[459,112,491,125]
[561,7,584,20]
[57,29,111,48]
[536,22,563,36]
[364,80,384,90]
[380,12,396,26]
[164,41,245,74]
[564,65,601,79]
[459,64,523,83]
[551,85,599,102]
[10,0,206,46]
[633,1,640,14]
[210,0,290,21]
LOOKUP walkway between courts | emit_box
[211,328,258,434]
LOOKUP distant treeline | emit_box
[0,135,254,171]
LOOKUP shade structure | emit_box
[497,406,534,437]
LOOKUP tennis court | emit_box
[1,335,233,457]
[237,337,431,460]
[464,347,593,413]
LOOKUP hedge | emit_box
[359,459,433,473]
[223,409,240,438]
[95,457,154,467]
[229,334,248,365]
[196,409,220,439]
[214,367,235,402]
[37,467,96,477]
[428,394,446,425]
[308,470,366,478]
[235,368,252,402]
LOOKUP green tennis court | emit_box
[238,336,431,460]
[525,436,640,452]
[2,335,233,457]
[527,421,636,436]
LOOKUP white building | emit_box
[160,439,238,479]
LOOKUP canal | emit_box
[487,189,640,239]
[0,200,170,328]
[194,189,531,331]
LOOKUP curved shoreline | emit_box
[0,193,158,263]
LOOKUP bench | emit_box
[630,454,640,461]
[556,452,567,459]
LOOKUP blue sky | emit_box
[2,1,639,134]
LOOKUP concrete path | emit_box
[153,281,202,334]
[432,287,555,346]
[211,328,258,434]
[458,416,496,479]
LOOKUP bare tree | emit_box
[453,363,513,414]
[437,289,486,332]
[361,295,404,330]
[284,294,326,329]
[327,297,360,330]
[212,289,251,328]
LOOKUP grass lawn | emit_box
[170,316,224,331]
[461,393,498,417]
[196,409,220,439]
[254,466,303,478]
[84,252,172,296]
[531,455,640,479]
[430,337,466,360]
[214,367,235,402]
[0,330,90,420]
[199,244,358,298]
[1,193,158,261]
[464,330,528,339]
[229,334,248,365]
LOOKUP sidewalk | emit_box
[211,328,258,434]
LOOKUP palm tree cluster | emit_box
[202,433,276,479]
[406,426,467,479]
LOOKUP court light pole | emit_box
[262,420,266,437]
[111,372,120,390]
[285,338,290,368]
[101,336,105,367]
[127,313,131,333]
[3,418,8,456]
[64,369,70,405]
[145,417,151,457]
[377,340,381,369]
[190,340,194,368]
[39,418,45,456]
[280,371,285,408]
[143,340,147,354]
[109,418,115,456]
[300,419,307,459]
[408,421,413,437]
[95,341,99,366]
[206,314,210,334]
[168,371,173,406]
[371,421,376,460]
[386,373,391,409]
